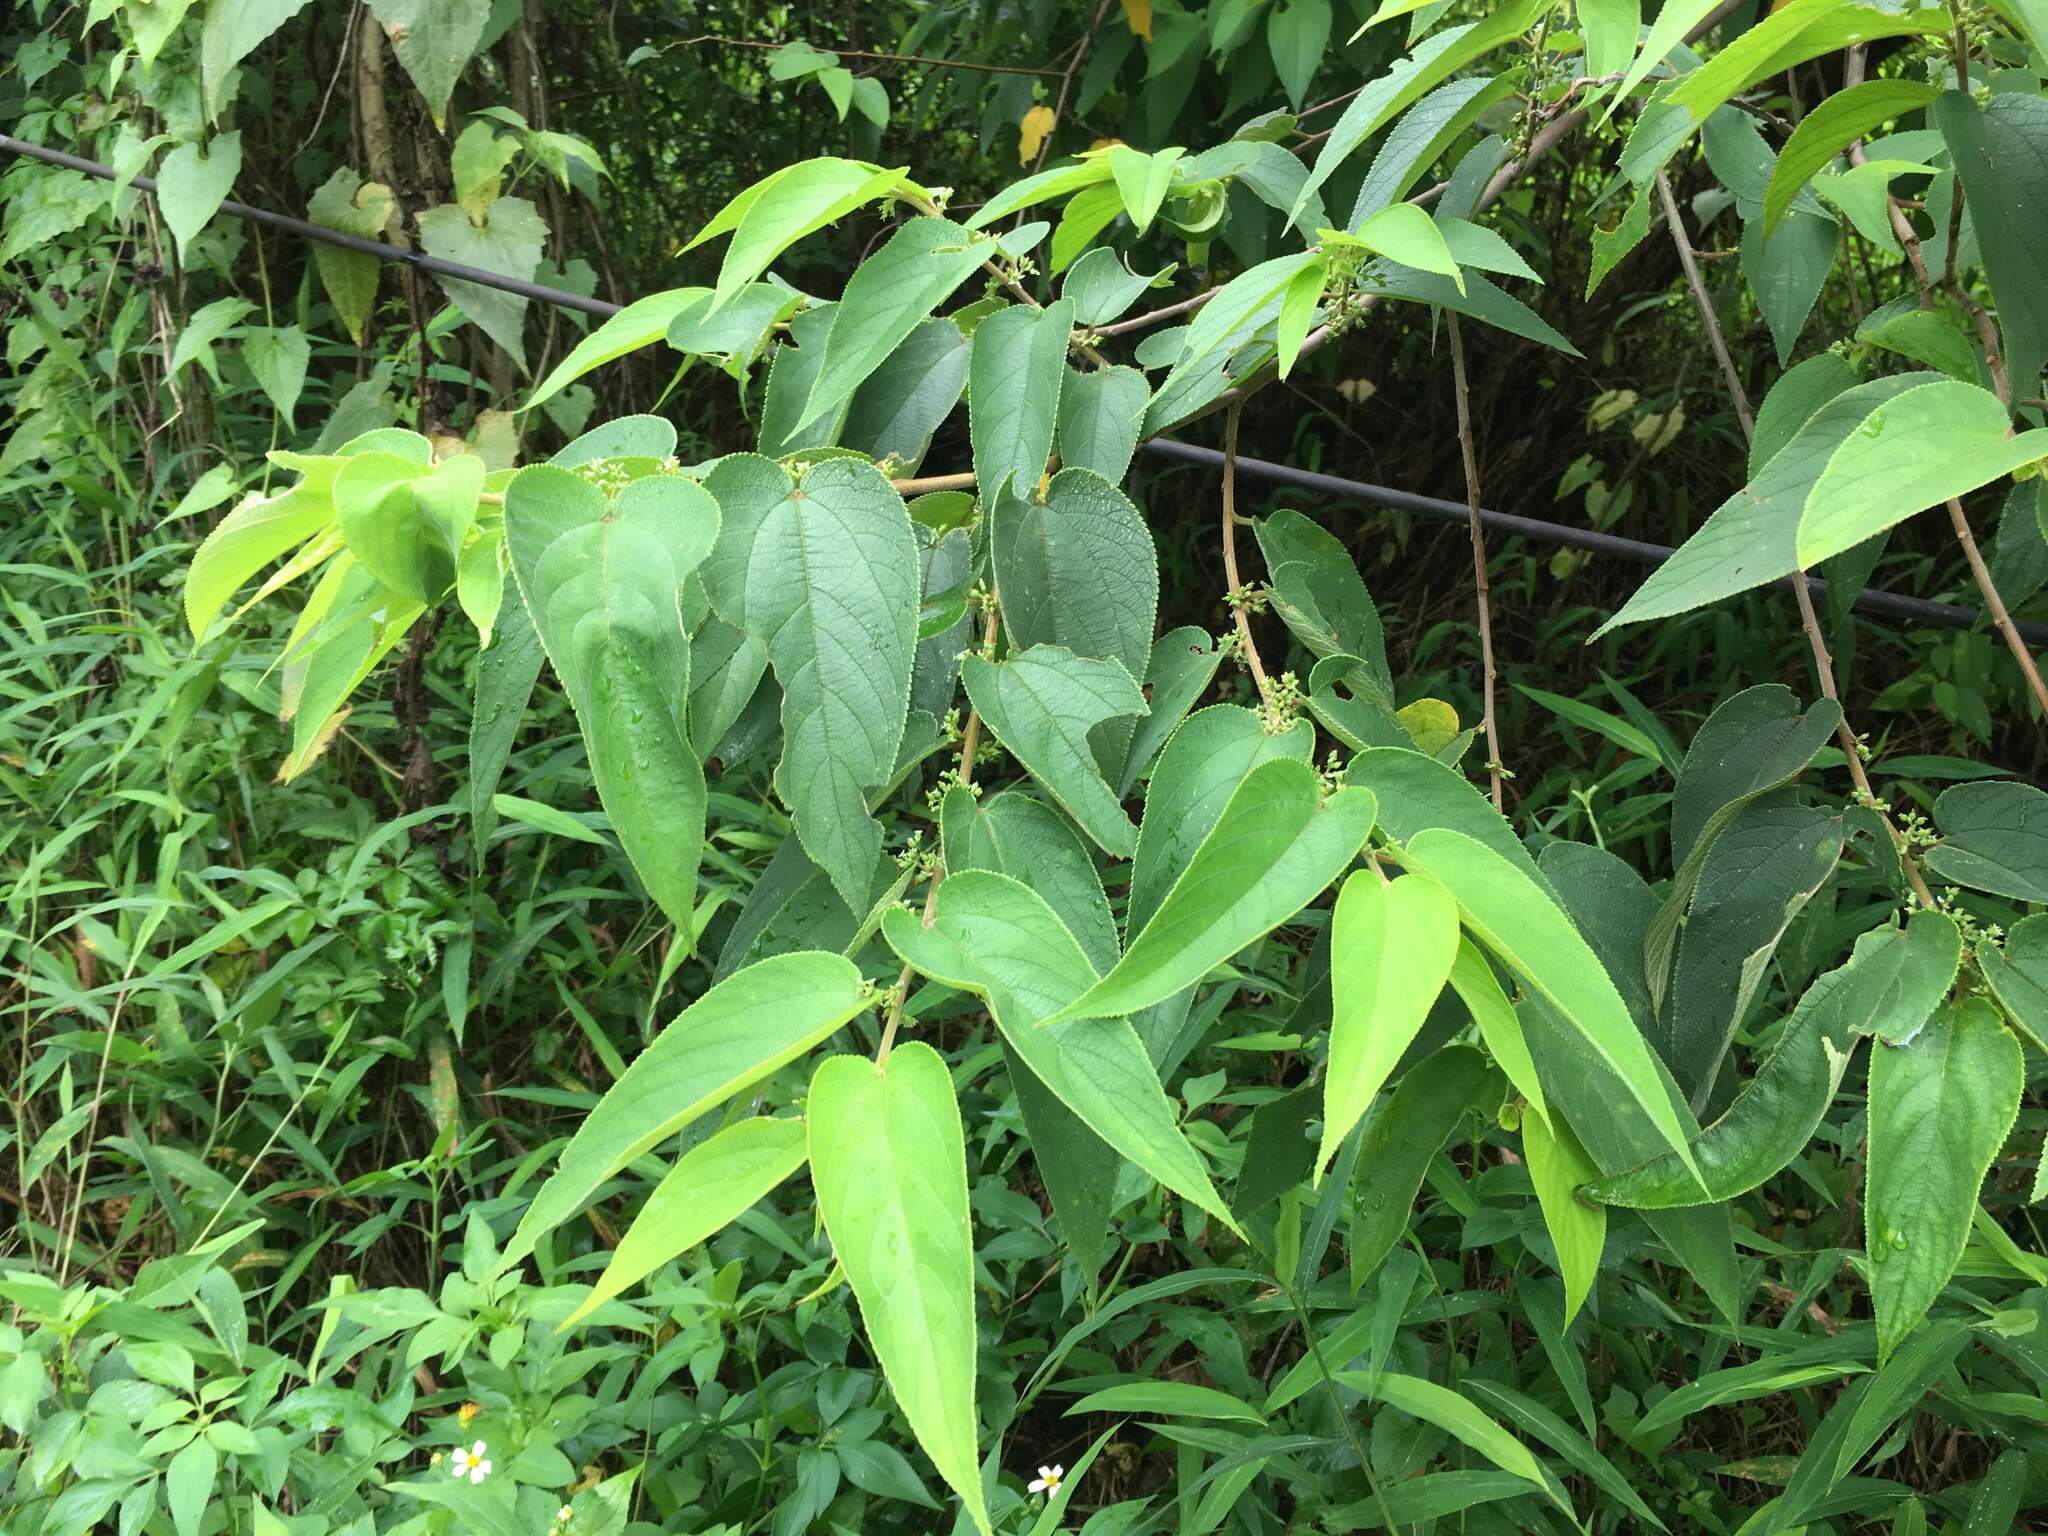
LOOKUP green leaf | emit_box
[1857,301,1980,383]
[1267,0,1332,109]
[1763,79,1941,237]
[1056,365,1152,483]
[1274,257,1326,380]
[417,197,547,369]
[1107,145,1184,233]
[1936,89,2048,400]
[1058,759,1376,1022]
[306,168,396,344]
[1359,264,1582,354]
[1399,828,1701,1182]
[1461,1379,1667,1532]
[1597,374,1934,631]
[185,465,339,644]
[965,159,1117,231]
[1657,800,1844,1105]
[568,1116,806,1324]
[809,1042,990,1536]
[798,218,995,435]
[1586,183,1651,298]
[1522,1108,1605,1326]
[961,645,1147,858]
[1293,0,1544,225]
[1068,1381,1264,1422]
[1629,1340,1870,1441]
[1979,912,2048,1054]
[1253,509,1394,708]
[365,0,489,127]
[1349,1373,1560,1507]
[243,326,310,425]
[1320,870,1459,1176]
[1345,1047,1502,1287]
[468,567,542,847]
[200,0,311,116]
[689,159,911,311]
[1579,0,1640,80]
[157,132,243,261]
[883,870,1238,1234]
[1350,745,1548,888]
[524,288,707,413]
[1346,75,1515,229]
[1165,252,1320,388]
[1118,628,1227,798]
[1129,705,1314,935]
[1063,247,1175,326]
[1923,779,2048,902]
[167,1438,218,1536]
[945,788,1119,972]
[1797,380,2048,567]
[503,464,716,934]
[993,467,1158,712]
[721,457,920,911]
[970,299,1075,502]
[1352,203,1463,290]
[1666,0,1944,130]
[501,951,867,1271]
[843,319,972,468]
[1866,1000,2024,1359]
[1448,938,1547,1131]
[1603,0,1720,123]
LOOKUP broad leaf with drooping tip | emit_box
[499,951,868,1271]
[808,1041,992,1536]
[503,463,717,935]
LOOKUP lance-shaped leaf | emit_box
[1523,1109,1605,1326]
[567,1117,807,1325]
[1935,89,2048,401]
[1656,799,1844,1105]
[1448,938,1547,1131]
[1596,373,1933,633]
[1922,780,2048,903]
[961,646,1147,858]
[1763,80,1941,237]
[1118,629,1228,799]
[503,465,715,934]
[1344,1046,1503,1288]
[1056,759,1377,1022]
[500,951,868,1270]
[809,1042,991,1536]
[524,287,708,414]
[1319,870,1459,1176]
[686,158,913,311]
[468,571,544,848]
[1400,828,1701,1182]
[1129,706,1315,935]
[797,218,994,435]
[186,463,343,644]
[1254,510,1394,709]
[883,871,1239,1234]
[1866,1000,2024,1360]
[1797,380,2048,567]
[735,458,919,911]
[969,299,1073,502]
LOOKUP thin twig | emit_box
[1655,173,1754,439]
[671,34,1062,76]
[1947,497,2048,718]
[1446,314,1504,809]
[1221,403,1277,712]
[1030,0,1116,177]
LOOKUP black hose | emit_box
[5,132,2042,646]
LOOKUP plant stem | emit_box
[1286,1282,1402,1533]
[1446,313,1505,810]
[1655,173,1754,440]
[1221,402,1277,712]
[1946,496,2048,718]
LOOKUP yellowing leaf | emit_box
[1019,104,1057,166]
[1123,0,1154,40]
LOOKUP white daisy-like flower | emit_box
[448,1440,492,1484]
[1027,1464,1064,1497]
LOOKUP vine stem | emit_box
[1221,402,1277,712]
[1654,170,1938,906]
[1947,496,2048,718]
[876,601,1000,1065]
[1445,313,1505,810]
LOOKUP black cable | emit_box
[5,132,2042,646]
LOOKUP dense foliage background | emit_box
[5,1,2048,1533]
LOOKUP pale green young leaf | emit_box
[965,157,1117,230]
[500,951,867,1271]
[1400,827,1702,1183]
[1274,257,1326,379]
[568,1117,807,1324]
[809,1042,991,1536]
[1355,203,1464,287]
[1107,145,1184,233]
[1165,252,1320,385]
[185,469,340,644]
[1347,1373,1562,1507]
[1603,0,1722,122]
[158,132,243,260]
[503,464,717,934]
[1067,1382,1264,1422]
[1447,938,1547,1131]
[524,288,709,413]
[692,159,910,311]
[1666,0,1944,130]
[960,646,1147,858]
[1057,759,1377,1022]
[1867,1000,2024,1360]
[1522,1109,1605,1326]
[1319,870,1459,1176]
[1579,0,1640,80]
